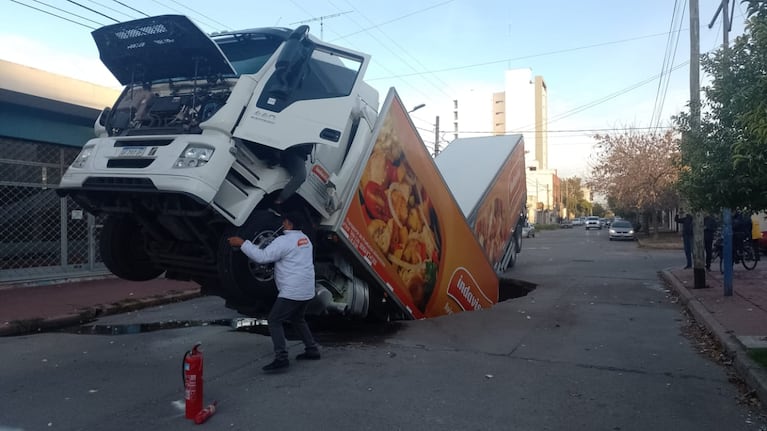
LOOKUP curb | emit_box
[660,269,767,404]
[0,290,201,337]
[637,239,682,250]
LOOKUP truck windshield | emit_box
[214,33,285,75]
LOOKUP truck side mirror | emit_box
[275,25,310,71]
[98,107,112,127]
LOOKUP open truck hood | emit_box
[92,15,236,85]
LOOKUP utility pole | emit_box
[434,116,440,156]
[536,177,540,224]
[690,0,707,290]
[564,179,569,219]
[546,183,550,223]
[708,0,734,296]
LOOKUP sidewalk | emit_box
[0,277,200,336]
[660,262,767,405]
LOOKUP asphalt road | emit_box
[1,226,765,430]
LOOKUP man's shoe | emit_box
[262,358,289,372]
[683,265,691,269]
[296,351,321,361]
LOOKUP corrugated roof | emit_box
[434,134,524,216]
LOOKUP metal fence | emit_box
[0,137,108,285]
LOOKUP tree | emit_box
[592,202,606,217]
[561,176,586,217]
[675,1,767,213]
[588,129,680,237]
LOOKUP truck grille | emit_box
[82,177,157,190]
[114,139,174,147]
[107,159,154,168]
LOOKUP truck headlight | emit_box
[71,145,95,168]
[174,145,214,168]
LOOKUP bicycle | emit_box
[713,234,759,273]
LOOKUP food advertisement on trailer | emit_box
[470,140,526,269]
[338,88,498,319]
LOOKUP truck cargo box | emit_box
[434,135,527,271]
[330,88,499,319]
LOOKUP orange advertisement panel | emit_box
[339,89,498,319]
[471,141,527,268]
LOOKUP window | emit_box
[216,34,285,75]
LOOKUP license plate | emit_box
[119,147,145,157]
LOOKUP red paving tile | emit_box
[0,277,200,335]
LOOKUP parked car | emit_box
[609,220,636,241]
[585,216,602,230]
[572,217,584,226]
[559,219,573,229]
[522,222,536,238]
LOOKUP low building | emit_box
[0,60,120,284]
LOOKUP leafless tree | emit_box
[588,129,680,237]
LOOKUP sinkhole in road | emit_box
[62,277,534,342]
[498,276,536,302]
[64,317,405,345]
[65,319,234,335]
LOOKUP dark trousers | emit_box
[683,235,693,267]
[276,149,308,203]
[268,297,318,361]
[704,231,713,269]
[734,232,745,261]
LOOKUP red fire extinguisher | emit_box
[183,343,203,419]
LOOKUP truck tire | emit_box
[218,210,282,313]
[506,235,519,270]
[100,216,164,281]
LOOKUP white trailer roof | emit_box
[434,134,524,217]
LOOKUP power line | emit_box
[28,0,106,26]
[336,0,457,98]
[367,27,699,81]
[65,0,119,22]
[108,0,149,18]
[9,0,96,29]
[650,0,681,129]
[161,0,230,31]
[533,61,690,130]
[290,10,353,40]
[289,1,447,109]
[653,0,687,131]
[457,126,673,135]
[331,0,455,41]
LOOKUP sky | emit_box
[0,0,750,178]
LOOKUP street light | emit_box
[408,103,426,114]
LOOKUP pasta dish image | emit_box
[357,114,441,312]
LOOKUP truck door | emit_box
[232,36,371,152]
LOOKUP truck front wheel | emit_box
[100,216,164,281]
[506,234,520,270]
[218,210,283,313]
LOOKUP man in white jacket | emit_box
[227,211,320,372]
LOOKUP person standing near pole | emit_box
[227,211,320,372]
[675,211,694,269]
[704,213,718,271]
